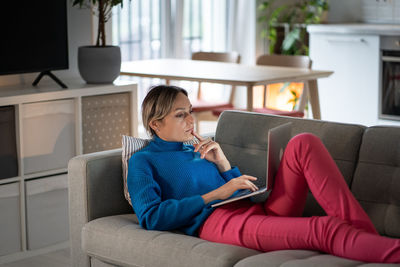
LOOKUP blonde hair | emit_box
[142,85,188,137]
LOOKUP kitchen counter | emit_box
[307,23,400,36]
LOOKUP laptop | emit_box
[211,122,292,208]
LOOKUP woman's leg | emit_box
[265,133,377,234]
[199,206,400,263]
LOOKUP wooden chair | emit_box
[190,51,241,132]
[212,54,312,118]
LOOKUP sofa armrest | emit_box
[68,149,133,267]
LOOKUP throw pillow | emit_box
[122,135,150,206]
[122,135,199,207]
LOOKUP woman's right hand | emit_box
[201,175,258,204]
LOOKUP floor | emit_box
[0,248,70,267]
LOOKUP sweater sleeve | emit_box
[127,153,206,231]
[220,166,241,182]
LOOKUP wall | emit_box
[0,3,93,87]
[326,0,362,23]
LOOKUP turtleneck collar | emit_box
[152,135,185,151]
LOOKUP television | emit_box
[0,0,69,88]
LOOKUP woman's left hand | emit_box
[192,132,231,172]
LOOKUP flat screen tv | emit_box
[0,0,69,88]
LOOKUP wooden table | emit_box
[121,59,333,119]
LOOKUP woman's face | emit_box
[151,92,194,142]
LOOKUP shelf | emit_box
[0,177,20,185]
[0,78,138,261]
[0,79,135,106]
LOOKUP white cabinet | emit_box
[361,0,400,24]
[0,79,137,262]
[309,33,380,126]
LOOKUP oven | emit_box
[380,36,400,120]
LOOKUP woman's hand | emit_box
[201,175,258,204]
[192,132,231,172]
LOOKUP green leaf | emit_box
[260,29,268,38]
[258,1,270,11]
[258,16,267,23]
[269,5,287,24]
[282,27,300,52]
[72,0,84,7]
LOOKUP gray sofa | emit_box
[68,111,400,267]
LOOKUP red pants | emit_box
[199,133,400,263]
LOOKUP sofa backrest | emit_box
[351,126,400,237]
[215,111,365,216]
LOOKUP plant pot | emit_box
[78,46,121,84]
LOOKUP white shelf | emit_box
[0,78,138,261]
[0,78,136,105]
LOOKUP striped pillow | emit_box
[122,135,150,206]
[122,135,199,206]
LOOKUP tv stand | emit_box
[33,70,68,89]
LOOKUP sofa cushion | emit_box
[82,214,260,267]
[215,111,366,216]
[234,250,373,267]
[352,126,400,237]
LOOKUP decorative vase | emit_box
[78,46,121,84]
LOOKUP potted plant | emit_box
[258,0,329,55]
[72,0,129,83]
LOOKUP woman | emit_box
[127,85,400,263]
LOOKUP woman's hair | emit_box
[142,85,188,137]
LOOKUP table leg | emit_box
[247,84,253,111]
[297,82,309,113]
[308,79,321,120]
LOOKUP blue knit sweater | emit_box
[127,135,241,236]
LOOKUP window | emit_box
[113,0,231,135]
[113,0,229,60]
[112,0,161,61]
[182,0,230,57]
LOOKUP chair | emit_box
[212,54,312,118]
[190,51,241,132]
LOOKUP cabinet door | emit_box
[25,174,69,250]
[22,99,76,174]
[0,182,21,256]
[0,106,18,179]
[309,34,380,126]
[81,93,131,154]
[361,0,395,23]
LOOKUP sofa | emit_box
[68,110,400,267]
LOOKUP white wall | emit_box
[326,0,362,23]
[0,3,93,87]
[57,3,93,80]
